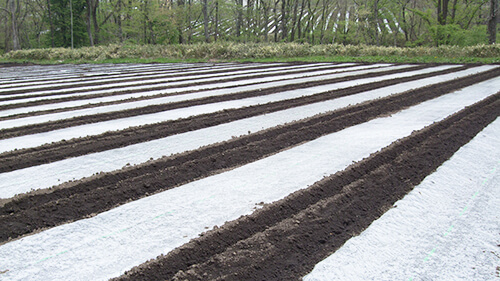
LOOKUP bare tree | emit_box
[202,0,209,42]
[86,0,94,45]
[289,0,299,41]
[261,0,269,41]
[1,0,20,50]
[280,0,287,40]
[488,0,498,43]
[437,0,450,25]
[373,0,379,45]
[235,0,243,38]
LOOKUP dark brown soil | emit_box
[0,65,482,172]
[0,63,219,87]
[0,63,359,121]
[0,64,453,140]
[114,91,500,281]
[0,63,299,96]
[0,63,421,112]
[1,63,498,281]
[0,66,496,244]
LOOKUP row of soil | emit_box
[0,67,493,243]
[0,63,242,89]
[0,64,415,109]
[116,91,500,281]
[0,63,356,118]
[0,63,297,95]
[0,65,482,172]
[0,63,355,102]
[0,64,440,139]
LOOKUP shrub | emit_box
[2,42,499,61]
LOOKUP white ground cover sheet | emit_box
[0,63,200,84]
[303,118,500,281]
[0,63,256,90]
[0,65,410,145]
[0,75,498,281]
[0,63,377,100]
[0,62,217,79]
[0,72,498,198]
[0,63,353,116]
[0,64,459,128]
[0,63,327,93]
[0,63,394,106]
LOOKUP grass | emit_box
[236,55,499,64]
[1,42,499,64]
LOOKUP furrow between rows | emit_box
[1,69,496,243]
[0,63,355,118]
[117,92,500,281]
[0,63,260,91]
[0,65,442,140]
[0,63,228,87]
[0,65,490,173]
[0,63,307,95]
[0,67,498,281]
[0,63,376,103]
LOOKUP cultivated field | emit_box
[0,62,498,280]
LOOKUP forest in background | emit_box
[0,0,498,54]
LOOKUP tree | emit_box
[437,0,450,25]
[1,0,499,53]
[50,0,87,47]
[488,0,498,43]
[1,0,20,50]
[202,0,209,42]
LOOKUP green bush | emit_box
[2,42,499,62]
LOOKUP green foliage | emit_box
[48,0,88,48]
[0,0,497,54]
[3,42,499,64]
[428,24,489,46]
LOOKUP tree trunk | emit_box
[442,0,449,24]
[149,19,155,44]
[91,0,99,44]
[489,0,498,44]
[319,0,326,44]
[450,0,458,22]
[117,0,123,42]
[263,0,269,42]
[177,0,184,43]
[306,0,312,43]
[281,0,287,40]
[202,0,209,42]
[402,4,408,42]
[47,0,55,47]
[142,0,147,43]
[296,0,305,40]
[86,0,94,46]
[437,0,442,24]
[3,0,21,50]
[235,0,243,38]
[246,0,254,42]
[187,0,192,43]
[273,0,279,42]
[290,0,298,41]
[438,0,449,25]
[214,0,219,41]
[374,0,379,46]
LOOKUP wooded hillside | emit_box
[0,0,498,53]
